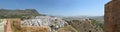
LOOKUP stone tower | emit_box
[105,0,120,32]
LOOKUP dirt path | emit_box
[6,19,12,32]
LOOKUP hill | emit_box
[56,16,104,32]
[0,9,40,18]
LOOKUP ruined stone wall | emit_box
[105,0,120,32]
[21,26,48,32]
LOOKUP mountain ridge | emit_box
[0,9,40,18]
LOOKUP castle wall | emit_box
[105,0,120,32]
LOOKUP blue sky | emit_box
[0,0,110,16]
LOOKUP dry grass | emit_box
[58,25,78,32]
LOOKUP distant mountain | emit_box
[89,16,104,21]
[0,9,41,18]
[88,16,104,23]
[56,16,104,21]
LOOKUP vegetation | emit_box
[58,25,78,32]
[90,19,103,29]
[90,19,103,32]
[0,9,41,18]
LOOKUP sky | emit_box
[0,0,110,16]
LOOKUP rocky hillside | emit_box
[0,9,40,18]
[54,16,104,32]
[66,19,103,32]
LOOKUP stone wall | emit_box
[104,0,120,32]
[10,18,49,32]
[20,26,48,32]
